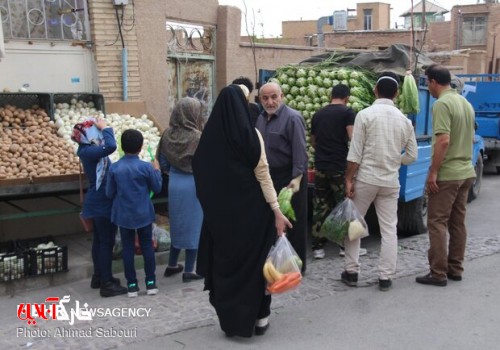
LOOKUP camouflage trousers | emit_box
[312,170,345,251]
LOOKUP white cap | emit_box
[237,84,250,100]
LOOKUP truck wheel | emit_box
[397,197,427,236]
[468,155,483,203]
[496,166,500,175]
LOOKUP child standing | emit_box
[106,129,162,297]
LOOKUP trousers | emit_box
[344,180,399,280]
[427,178,474,279]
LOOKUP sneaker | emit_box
[99,281,127,297]
[164,264,184,277]
[378,279,392,292]
[146,280,159,295]
[127,282,140,297]
[313,249,325,259]
[339,248,367,257]
[341,271,358,287]
[416,272,447,287]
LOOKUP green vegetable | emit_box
[278,188,296,221]
[400,72,420,115]
[317,217,349,244]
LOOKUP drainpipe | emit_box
[316,16,332,47]
[122,48,128,101]
[115,6,128,101]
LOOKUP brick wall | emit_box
[88,0,141,102]
[428,22,451,51]
[323,30,426,50]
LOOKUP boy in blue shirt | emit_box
[106,129,163,297]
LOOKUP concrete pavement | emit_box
[1,173,500,349]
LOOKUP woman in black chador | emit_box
[192,84,291,337]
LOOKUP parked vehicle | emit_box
[258,69,485,236]
[458,74,500,175]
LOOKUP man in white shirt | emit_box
[343,72,418,291]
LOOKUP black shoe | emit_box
[341,271,358,287]
[447,273,462,281]
[164,264,184,277]
[100,281,127,297]
[378,279,392,292]
[182,272,203,283]
[416,272,447,286]
[91,275,120,289]
[254,323,270,336]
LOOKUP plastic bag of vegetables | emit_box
[317,198,369,244]
[278,187,296,221]
[263,235,302,294]
[397,71,420,115]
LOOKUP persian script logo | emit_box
[17,295,152,326]
[17,296,92,326]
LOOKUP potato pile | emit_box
[0,104,79,180]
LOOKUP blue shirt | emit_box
[255,104,308,178]
[77,128,117,218]
[106,155,162,229]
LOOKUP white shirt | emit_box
[347,99,418,188]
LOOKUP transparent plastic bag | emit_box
[153,223,171,252]
[318,198,369,244]
[263,235,302,294]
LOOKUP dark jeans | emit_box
[91,216,117,283]
[120,224,156,285]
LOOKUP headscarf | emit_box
[158,97,205,173]
[71,118,108,190]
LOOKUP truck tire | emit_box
[496,166,500,175]
[468,155,483,203]
[364,198,427,237]
[397,197,427,236]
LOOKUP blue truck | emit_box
[258,69,485,236]
[395,77,485,235]
[458,74,500,175]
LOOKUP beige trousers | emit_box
[344,180,400,280]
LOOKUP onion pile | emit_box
[53,99,161,162]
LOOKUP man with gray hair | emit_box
[255,82,308,272]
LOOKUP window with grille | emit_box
[462,16,487,46]
[0,0,90,41]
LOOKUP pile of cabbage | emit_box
[271,65,377,166]
[271,64,420,167]
[52,99,161,162]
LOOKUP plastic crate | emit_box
[15,235,56,252]
[28,245,68,276]
[52,93,105,115]
[0,251,29,282]
[0,241,15,254]
[0,92,52,117]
